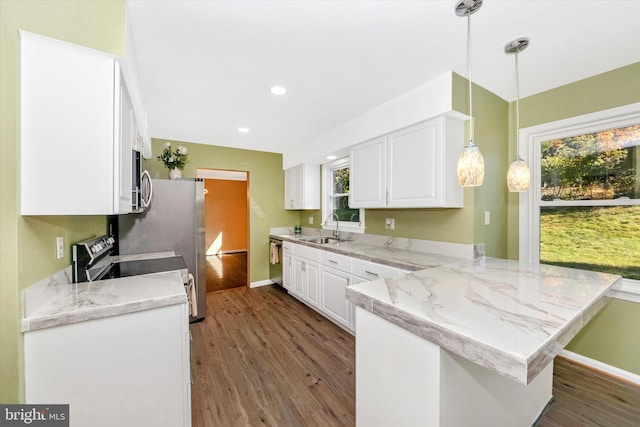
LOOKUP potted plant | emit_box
[157,142,188,179]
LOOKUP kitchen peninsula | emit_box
[272,231,621,426]
[346,257,621,427]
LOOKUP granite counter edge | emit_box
[346,285,529,385]
[22,293,187,333]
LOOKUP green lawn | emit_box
[540,205,640,280]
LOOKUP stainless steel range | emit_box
[72,235,188,287]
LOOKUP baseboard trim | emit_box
[250,279,275,288]
[560,350,640,386]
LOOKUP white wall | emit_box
[283,71,464,168]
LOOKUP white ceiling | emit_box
[127,0,640,155]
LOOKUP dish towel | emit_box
[270,242,280,265]
[187,273,198,317]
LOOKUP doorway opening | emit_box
[197,169,249,293]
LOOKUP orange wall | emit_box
[204,179,248,254]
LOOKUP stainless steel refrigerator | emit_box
[110,178,206,321]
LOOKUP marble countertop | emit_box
[22,271,187,332]
[271,233,464,271]
[346,257,621,385]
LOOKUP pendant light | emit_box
[505,37,531,192]
[455,0,485,187]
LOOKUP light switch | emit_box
[484,211,491,225]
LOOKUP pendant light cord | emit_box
[467,13,474,143]
[515,48,520,158]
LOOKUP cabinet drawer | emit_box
[293,244,321,262]
[282,241,293,254]
[352,259,402,281]
[321,251,351,273]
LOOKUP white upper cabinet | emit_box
[349,115,464,208]
[19,31,145,215]
[284,163,320,210]
[349,136,387,208]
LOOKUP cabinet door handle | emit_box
[329,259,338,264]
[364,270,379,277]
[347,277,351,286]
[386,190,390,206]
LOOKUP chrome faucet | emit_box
[324,213,340,240]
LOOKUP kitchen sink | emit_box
[299,236,341,244]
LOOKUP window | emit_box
[519,103,640,295]
[322,157,364,234]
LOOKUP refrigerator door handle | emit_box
[140,170,153,208]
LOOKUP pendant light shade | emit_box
[456,0,485,187]
[506,156,530,191]
[457,142,485,186]
[505,37,531,192]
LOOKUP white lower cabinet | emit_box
[320,266,352,330]
[352,258,404,282]
[282,242,293,291]
[291,245,321,309]
[286,242,410,334]
[292,257,320,307]
[305,261,321,308]
[24,303,191,427]
[292,258,305,298]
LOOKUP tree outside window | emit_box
[330,166,359,223]
[539,124,640,279]
[323,158,363,233]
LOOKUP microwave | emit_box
[132,149,152,213]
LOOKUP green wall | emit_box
[0,0,125,403]
[506,62,640,374]
[146,139,299,284]
[299,73,510,258]
[566,299,640,374]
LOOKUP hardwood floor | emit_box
[190,285,355,426]
[206,252,248,293]
[537,357,640,427]
[190,285,640,427]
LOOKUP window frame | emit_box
[519,102,640,301]
[321,157,365,234]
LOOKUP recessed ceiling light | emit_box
[270,86,287,95]
[326,155,337,160]
[237,127,250,133]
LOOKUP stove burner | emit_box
[106,256,188,280]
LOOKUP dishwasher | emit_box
[269,237,283,287]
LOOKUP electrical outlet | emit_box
[484,211,491,225]
[385,218,395,230]
[308,216,314,225]
[56,236,64,259]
